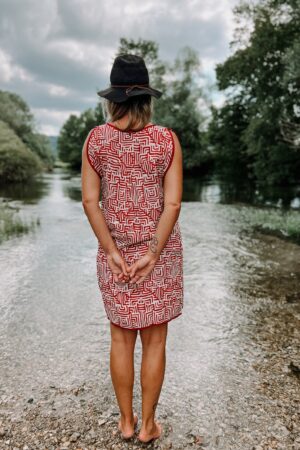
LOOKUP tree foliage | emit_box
[208,98,252,180]
[0,120,43,182]
[210,0,300,185]
[0,90,34,140]
[58,106,105,169]
[0,90,55,170]
[23,132,55,170]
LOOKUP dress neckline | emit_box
[107,122,154,133]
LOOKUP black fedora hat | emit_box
[97,54,163,103]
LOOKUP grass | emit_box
[237,207,300,244]
[0,201,40,244]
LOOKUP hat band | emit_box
[110,83,153,96]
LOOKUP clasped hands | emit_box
[106,248,159,286]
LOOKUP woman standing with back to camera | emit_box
[81,54,184,444]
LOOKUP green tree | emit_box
[0,120,42,182]
[0,90,34,140]
[57,107,105,169]
[0,90,54,170]
[212,0,300,185]
[23,132,55,170]
[208,98,252,180]
[280,39,300,149]
[157,47,209,169]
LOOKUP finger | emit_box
[117,273,126,283]
[128,265,137,278]
[130,273,141,284]
[129,261,145,279]
[121,261,128,276]
[116,271,126,283]
[113,273,119,282]
[122,274,130,283]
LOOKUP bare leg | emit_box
[138,322,168,441]
[110,322,138,437]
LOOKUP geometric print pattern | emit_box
[86,122,184,330]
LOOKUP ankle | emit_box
[120,412,134,425]
[141,417,156,431]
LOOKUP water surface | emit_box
[0,169,299,449]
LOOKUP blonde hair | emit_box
[102,94,153,131]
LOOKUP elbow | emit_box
[82,198,99,212]
[82,200,89,215]
[164,201,181,212]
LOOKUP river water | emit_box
[0,169,299,450]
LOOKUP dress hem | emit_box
[108,312,182,330]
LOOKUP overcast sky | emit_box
[0,0,239,135]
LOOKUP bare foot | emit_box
[138,420,162,443]
[118,413,138,439]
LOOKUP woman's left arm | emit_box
[81,131,129,282]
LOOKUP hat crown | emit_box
[110,54,149,86]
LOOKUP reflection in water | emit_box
[1,169,299,209]
[0,175,49,204]
[184,174,300,209]
[0,168,299,449]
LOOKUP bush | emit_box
[0,120,43,183]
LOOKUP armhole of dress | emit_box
[86,129,100,176]
[163,128,175,177]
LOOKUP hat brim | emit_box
[97,86,163,103]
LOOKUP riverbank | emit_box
[0,381,178,450]
[0,200,39,244]
[237,206,300,245]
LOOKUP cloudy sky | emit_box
[0,0,239,136]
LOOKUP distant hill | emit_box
[48,135,58,159]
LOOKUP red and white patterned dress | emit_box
[86,122,184,330]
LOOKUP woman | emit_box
[81,54,184,444]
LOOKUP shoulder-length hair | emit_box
[102,94,153,131]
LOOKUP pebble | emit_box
[70,432,81,442]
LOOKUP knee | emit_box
[110,324,137,348]
[140,324,168,348]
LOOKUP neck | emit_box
[114,117,149,131]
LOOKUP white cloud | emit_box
[48,84,70,97]
[0,48,34,83]
[0,0,240,135]
[32,107,81,135]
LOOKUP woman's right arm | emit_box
[147,131,183,260]
[127,130,183,284]
[146,130,183,259]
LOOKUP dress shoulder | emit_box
[157,126,176,177]
[85,125,106,177]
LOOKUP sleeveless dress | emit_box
[86,122,184,330]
